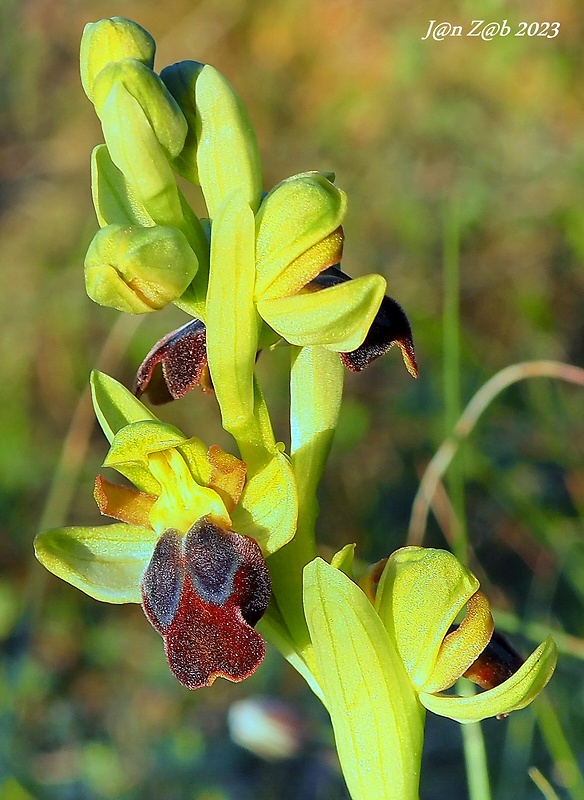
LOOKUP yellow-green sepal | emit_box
[420,637,558,723]
[258,273,386,351]
[231,451,298,556]
[103,420,187,473]
[80,17,155,102]
[255,173,347,298]
[90,370,157,442]
[206,194,259,439]
[84,224,199,313]
[304,558,424,800]
[34,524,159,603]
[376,547,480,691]
[193,65,262,218]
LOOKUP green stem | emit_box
[457,681,492,800]
[443,197,467,564]
[268,346,344,663]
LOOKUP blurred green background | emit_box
[1,0,584,797]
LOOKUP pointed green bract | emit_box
[231,451,298,555]
[93,73,184,227]
[330,544,355,577]
[85,223,198,313]
[90,371,160,494]
[34,524,158,603]
[80,17,155,102]
[255,173,347,297]
[194,65,262,218]
[91,145,140,227]
[304,558,424,800]
[206,194,259,440]
[420,638,558,723]
[258,273,386,351]
[376,547,479,691]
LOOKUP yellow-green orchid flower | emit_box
[303,548,557,800]
[374,547,557,721]
[34,372,297,690]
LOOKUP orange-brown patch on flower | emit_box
[207,445,247,512]
[262,227,344,300]
[94,474,156,526]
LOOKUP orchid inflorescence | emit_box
[35,17,557,800]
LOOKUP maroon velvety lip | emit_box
[141,518,271,689]
[133,318,211,404]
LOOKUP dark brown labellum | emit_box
[133,318,210,404]
[309,266,418,377]
[463,629,525,690]
[140,517,271,689]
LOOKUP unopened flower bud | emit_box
[84,224,198,313]
[180,64,262,218]
[90,60,187,227]
[255,173,347,298]
[80,17,155,102]
[92,59,187,159]
[160,60,205,186]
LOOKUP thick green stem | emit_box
[268,346,344,668]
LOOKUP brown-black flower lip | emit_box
[462,629,525,691]
[308,266,418,377]
[133,318,211,404]
[141,516,271,690]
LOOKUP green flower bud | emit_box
[182,64,262,218]
[255,173,347,298]
[80,17,155,103]
[93,59,187,159]
[160,60,205,185]
[91,59,187,227]
[85,224,199,313]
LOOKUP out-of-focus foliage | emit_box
[1,0,583,798]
